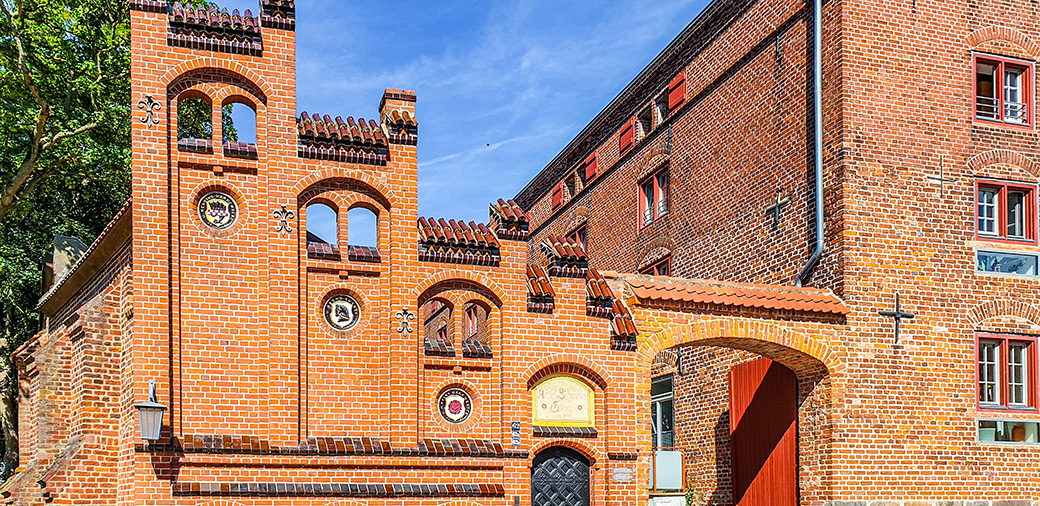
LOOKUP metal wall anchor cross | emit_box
[394,308,416,334]
[926,155,956,198]
[272,205,296,235]
[764,190,791,230]
[879,292,915,343]
[137,95,162,125]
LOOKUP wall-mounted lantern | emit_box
[133,379,167,441]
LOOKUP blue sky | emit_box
[218,0,710,231]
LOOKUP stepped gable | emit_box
[585,269,638,350]
[168,3,262,55]
[623,275,849,320]
[489,199,529,240]
[525,265,555,313]
[541,234,588,277]
[297,112,389,166]
[417,218,500,266]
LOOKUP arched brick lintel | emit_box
[967,26,1040,60]
[528,438,602,466]
[966,149,1040,178]
[161,58,273,101]
[291,169,398,209]
[412,270,507,308]
[637,317,842,378]
[523,354,613,390]
[967,298,1040,328]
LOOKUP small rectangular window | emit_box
[583,153,599,182]
[639,167,670,228]
[551,182,563,211]
[977,250,1039,276]
[975,54,1034,127]
[619,119,634,155]
[668,72,686,113]
[637,105,653,140]
[640,255,672,276]
[654,92,670,126]
[979,420,1040,444]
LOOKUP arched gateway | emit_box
[531,446,591,506]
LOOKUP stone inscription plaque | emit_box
[611,467,635,483]
[532,375,593,426]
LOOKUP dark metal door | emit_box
[729,357,798,506]
[531,446,590,506]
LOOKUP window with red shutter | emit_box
[584,153,598,182]
[619,119,634,154]
[668,72,686,113]
[551,182,563,210]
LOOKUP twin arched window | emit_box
[176,94,257,158]
[305,202,379,260]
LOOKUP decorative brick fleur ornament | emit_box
[324,294,360,331]
[197,191,237,230]
[438,388,472,423]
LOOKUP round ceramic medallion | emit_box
[197,191,238,230]
[323,294,360,331]
[438,388,472,424]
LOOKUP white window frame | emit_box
[1009,343,1029,407]
[651,375,674,449]
[979,340,1001,406]
[978,188,998,236]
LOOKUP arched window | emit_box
[305,202,338,259]
[461,302,491,358]
[222,101,257,158]
[347,206,378,247]
[177,96,213,153]
[422,299,454,357]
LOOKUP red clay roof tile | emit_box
[542,234,587,262]
[622,276,848,315]
[418,218,500,250]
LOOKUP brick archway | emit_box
[634,316,839,505]
[528,437,602,466]
[967,26,1040,60]
[636,317,841,378]
[966,149,1040,179]
[967,298,1040,328]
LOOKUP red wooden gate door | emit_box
[729,357,798,506]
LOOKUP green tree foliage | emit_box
[177,97,236,141]
[0,0,206,479]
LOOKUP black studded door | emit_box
[531,446,590,506]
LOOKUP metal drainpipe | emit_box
[795,0,825,287]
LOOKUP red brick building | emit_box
[516,0,1040,503]
[3,0,1039,505]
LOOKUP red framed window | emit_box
[668,72,686,113]
[583,152,599,182]
[977,334,1038,412]
[464,306,478,338]
[566,224,587,250]
[640,255,671,276]
[436,326,448,342]
[639,167,670,228]
[551,182,564,211]
[975,53,1034,128]
[619,119,634,155]
[976,179,1037,245]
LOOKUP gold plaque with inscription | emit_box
[532,375,594,427]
